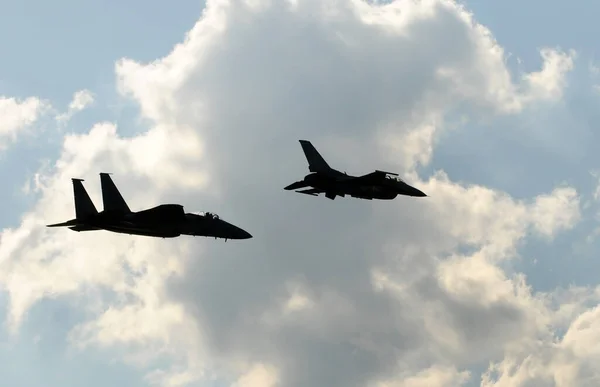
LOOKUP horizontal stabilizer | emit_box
[284,180,309,191]
[47,219,79,227]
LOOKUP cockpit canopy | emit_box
[384,174,404,183]
[191,211,220,220]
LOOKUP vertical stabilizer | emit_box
[100,173,131,213]
[72,179,98,219]
[299,140,332,173]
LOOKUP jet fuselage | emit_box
[64,208,251,239]
[302,172,424,200]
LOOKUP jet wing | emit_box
[69,225,101,232]
[296,188,322,196]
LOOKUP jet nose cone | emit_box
[236,228,253,239]
[413,188,427,197]
[400,184,427,197]
[222,221,253,239]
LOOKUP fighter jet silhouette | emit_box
[47,173,252,240]
[284,140,427,200]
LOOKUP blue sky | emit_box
[2,1,600,386]
[0,0,202,101]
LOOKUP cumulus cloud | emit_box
[0,1,595,387]
[0,96,48,149]
[530,187,581,238]
[520,48,575,104]
[55,89,95,124]
[481,291,600,387]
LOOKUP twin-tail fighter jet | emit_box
[284,140,427,200]
[47,173,252,240]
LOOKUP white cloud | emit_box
[0,96,48,149]
[374,365,471,387]
[55,89,95,123]
[520,48,576,104]
[530,187,581,238]
[233,364,279,387]
[481,291,600,387]
[0,1,594,387]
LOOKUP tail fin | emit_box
[299,140,331,173]
[73,178,98,219]
[100,173,131,213]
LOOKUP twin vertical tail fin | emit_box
[46,178,98,227]
[100,173,131,213]
[73,178,98,219]
[299,140,332,173]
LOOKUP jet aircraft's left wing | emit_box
[294,187,341,200]
[69,225,102,232]
[296,188,322,196]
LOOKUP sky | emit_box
[2,0,600,386]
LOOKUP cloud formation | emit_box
[0,96,48,149]
[0,1,597,386]
[55,89,95,124]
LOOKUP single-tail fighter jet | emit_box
[47,173,252,240]
[284,140,427,200]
